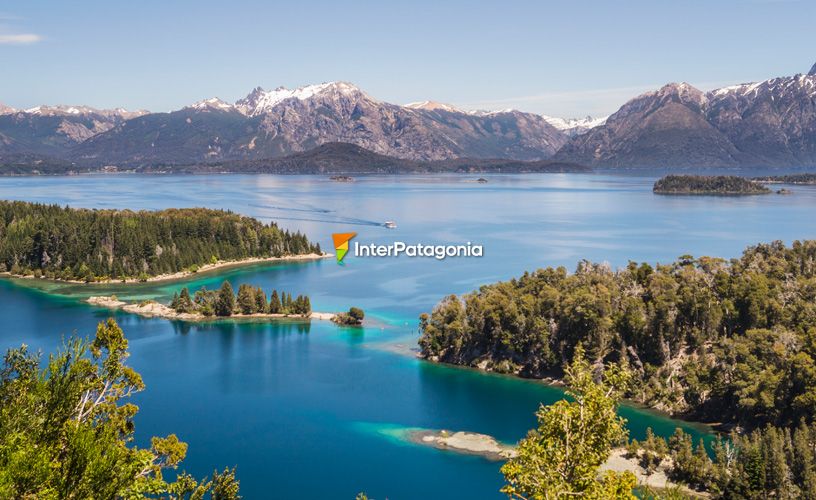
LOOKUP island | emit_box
[0,201,324,283]
[652,174,771,195]
[752,173,816,185]
[88,281,336,322]
[332,307,365,325]
[329,175,355,182]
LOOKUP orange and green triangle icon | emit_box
[332,232,357,263]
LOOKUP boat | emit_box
[384,221,397,228]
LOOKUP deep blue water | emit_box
[1,173,814,499]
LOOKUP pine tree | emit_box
[215,281,235,317]
[269,290,281,314]
[237,284,255,314]
[254,287,267,314]
[178,287,194,313]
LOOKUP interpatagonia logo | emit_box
[332,232,357,264]
[331,231,483,264]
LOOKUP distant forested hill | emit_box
[653,175,771,195]
[0,201,319,281]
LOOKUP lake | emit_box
[1,173,814,498]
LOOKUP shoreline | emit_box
[418,355,719,433]
[87,295,337,323]
[1,252,331,285]
[406,428,704,496]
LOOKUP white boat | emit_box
[384,221,397,228]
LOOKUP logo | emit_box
[332,231,483,263]
[332,232,357,264]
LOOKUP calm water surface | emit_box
[1,173,814,499]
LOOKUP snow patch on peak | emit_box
[810,62,816,76]
[18,105,147,118]
[187,97,234,112]
[404,100,461,113]
[543,115,608,136]
[0,103,17,115]
[467,108,518,117]
[236,81,368,116]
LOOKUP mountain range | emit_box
[2,62,815,171]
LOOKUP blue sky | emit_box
[1,0,814,117]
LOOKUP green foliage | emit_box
[333,307,365,326]
[176,283,310,318]
[349,307,365,322]
[215,281,235,317]
[500,345,636,499]
[0,201,319,281]
[268,290,281,314]
[639,423,816,499]
[0,319,239,499]
[419,240,816,428]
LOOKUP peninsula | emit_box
[0,201,322,283]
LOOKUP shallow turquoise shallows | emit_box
[1,173,814,499]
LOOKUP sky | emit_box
[1,0,814,118]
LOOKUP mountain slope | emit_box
[0,106,146,157]
[70,82,568,166]
[151,142,590,174]
[555,65,816,168]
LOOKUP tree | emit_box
[269,290,281,314]
[177,287,194,313]
[500,344,636,499]
[0,319,240,498]
[215,281,235,317]
[253,287,267,314]
[348,307,364,323]
[236,284,256,315]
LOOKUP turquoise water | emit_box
[1,173,814,498]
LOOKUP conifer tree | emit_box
[215,281,235,317]
[269,290,281,314]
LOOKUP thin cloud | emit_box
[0,33,42,45]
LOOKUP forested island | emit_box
[87,281,338,323]
[752,173,816,185]
[653,175,771,195]
[0,201,321,282]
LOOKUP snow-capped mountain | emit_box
[0,104,148,155]
[186,98,237,112]
[556,63,816,168]
[5,62,816,169]
[236,82,366,116]
[404,101,462,113]
[71,82,567,165]
[542,115,608,137]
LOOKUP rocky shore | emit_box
[405,428,700,495]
